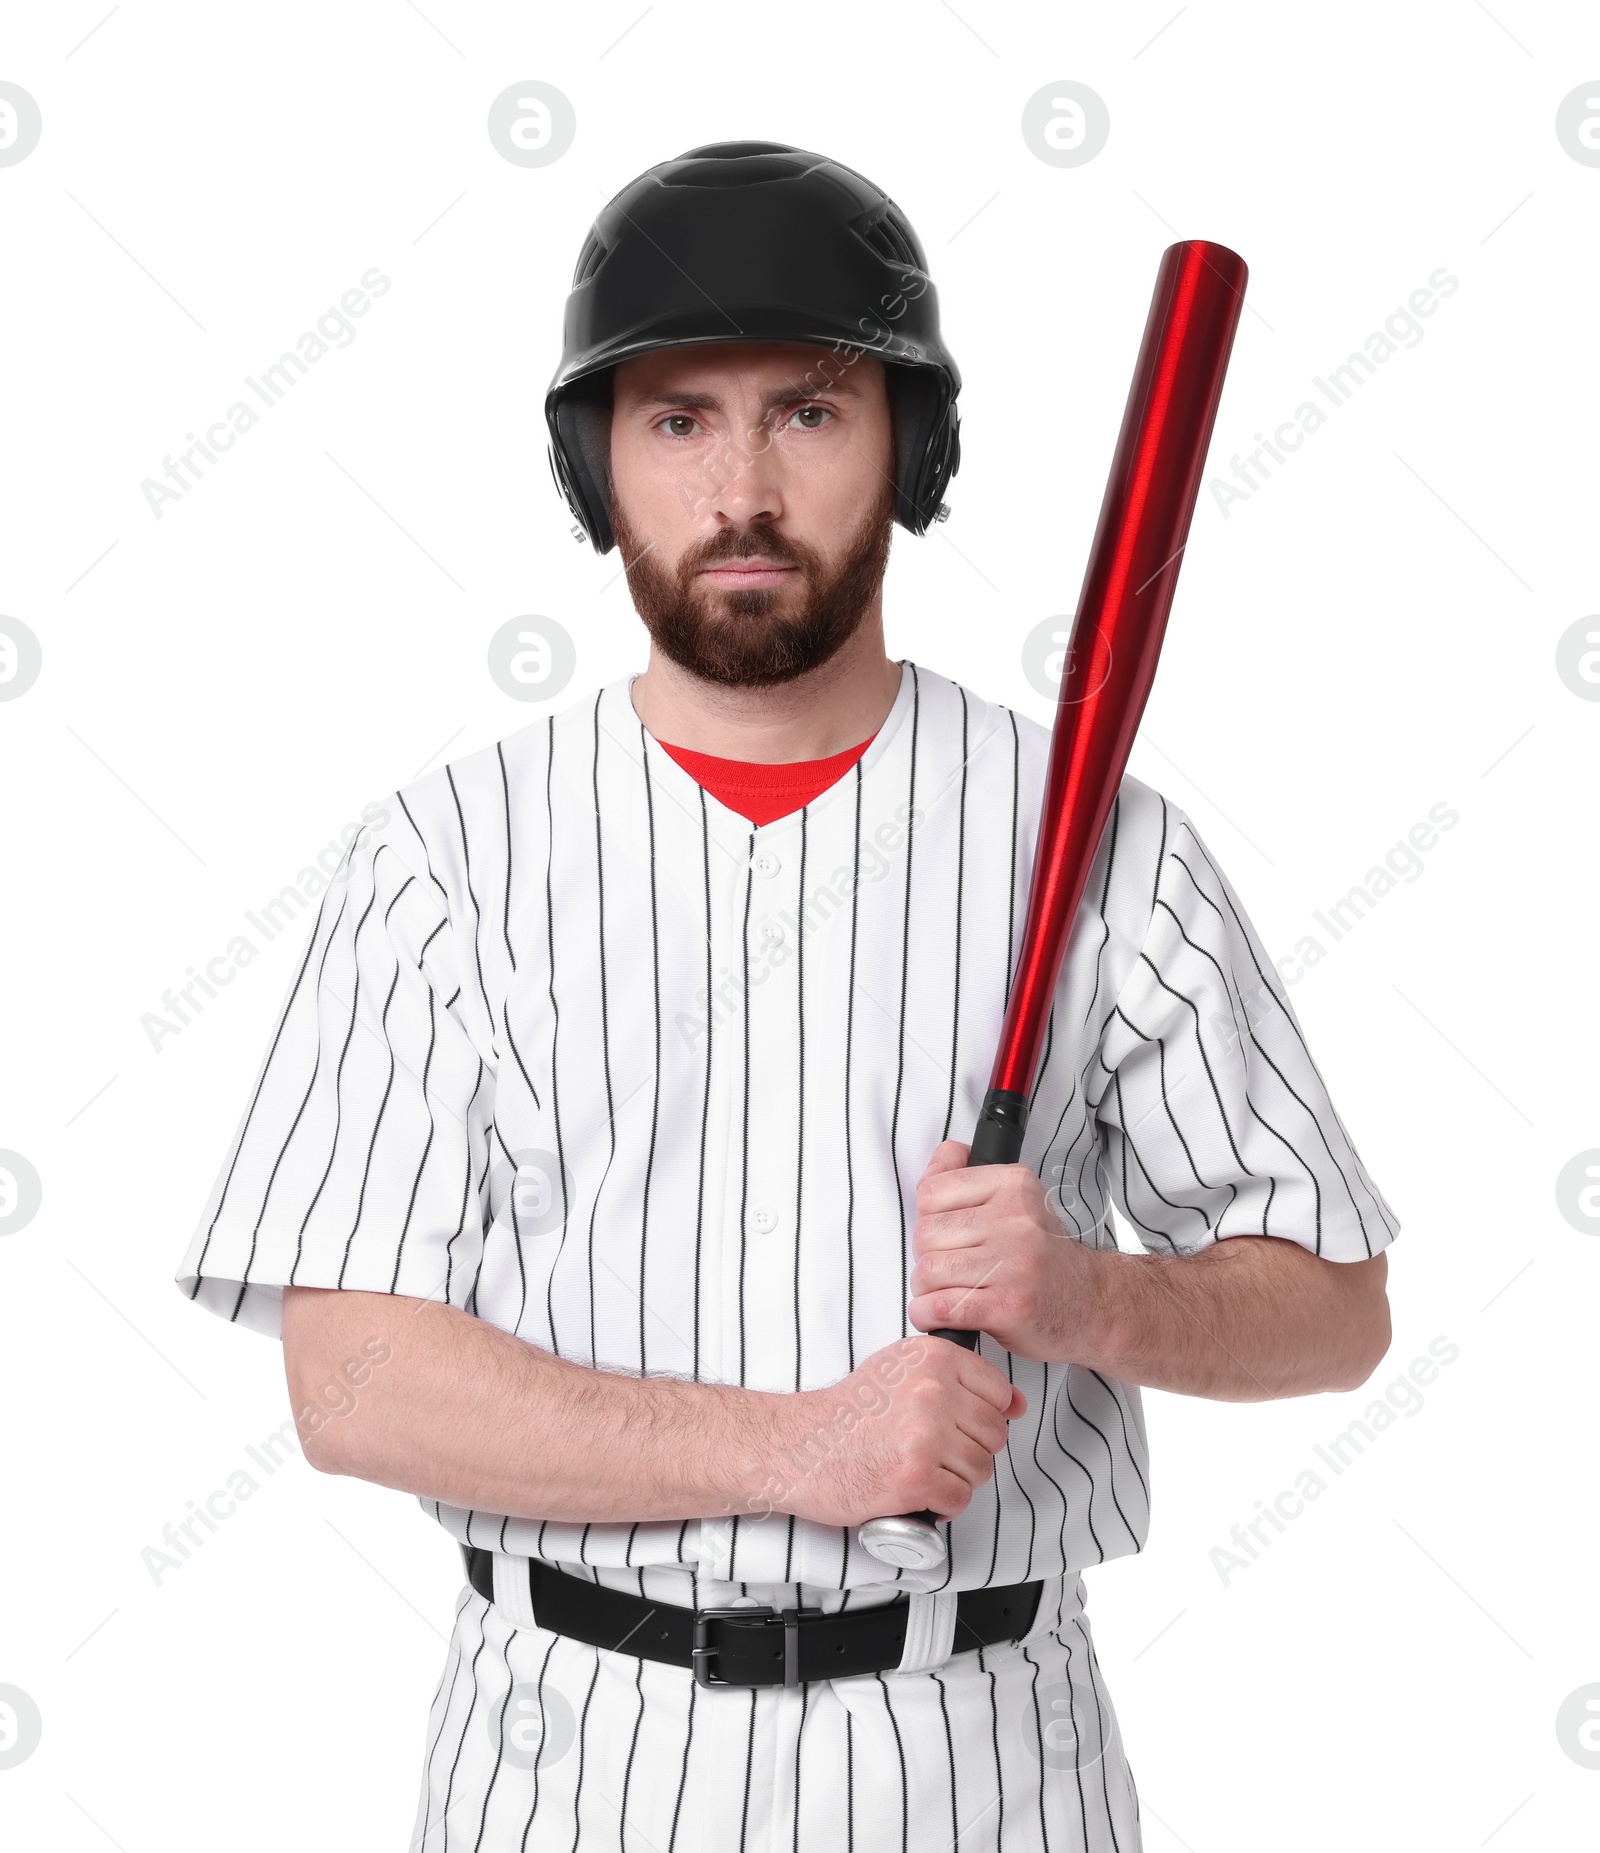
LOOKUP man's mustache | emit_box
[685,534,807,572]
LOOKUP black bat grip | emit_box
[966,1086,1030,1168]
[892,1087,1033,1535]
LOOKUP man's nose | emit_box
[705,432,785,530]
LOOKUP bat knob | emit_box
[859,1513,949,1570]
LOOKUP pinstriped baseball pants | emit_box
[408,1561,1142,1851]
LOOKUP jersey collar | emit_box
[618,658,918,840]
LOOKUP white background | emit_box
[1,2,1596,1848]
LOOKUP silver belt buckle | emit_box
[692,1605,808,1688]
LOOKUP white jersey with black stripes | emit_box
[176,657,1397,1851]
[176,658,1397,1597]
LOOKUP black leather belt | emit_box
[463,1544,1042,1688]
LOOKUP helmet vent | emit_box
[858,207,920,271]
[572,229,608,287]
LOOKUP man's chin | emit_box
[693,573,808,617]
[658,634,831,690]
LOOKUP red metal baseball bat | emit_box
[976,237,1248,1142]
[861,239,1248,1570]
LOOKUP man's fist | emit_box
[754,1335,1026,1528]
[907,1139,1102,1365]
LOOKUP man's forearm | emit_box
[1062,1236,1390,1400]
[284,1286,790,1522]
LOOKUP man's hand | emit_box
[905,1140,1392,1397]
[908,1140,1093,1365]
[759,1335,1027,1528]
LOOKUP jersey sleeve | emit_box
[174,820,496,1338]
[1093,806,1399,1261]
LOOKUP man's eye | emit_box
[790,405,833,429]
[660,415,698,437]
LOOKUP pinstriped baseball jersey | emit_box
[175,659,1398,1599]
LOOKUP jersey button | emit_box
[750,1206,779,1233]
[760,920,785,945]
[751,851,782,878]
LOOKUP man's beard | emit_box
[610,480,895,690]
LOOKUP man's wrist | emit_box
[710,1384,814,1520]
[1051,1239,1144,1374]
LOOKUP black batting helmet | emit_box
[544,140,962,553]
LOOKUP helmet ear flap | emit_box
[885,363,961,534]
[548,370,617,552]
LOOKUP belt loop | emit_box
[890,1590,959,1674]
[468,1546,539,1631]
[782,1607,801,1687]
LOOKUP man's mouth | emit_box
[697,561,798,588]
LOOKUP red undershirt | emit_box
[657,733,878,827]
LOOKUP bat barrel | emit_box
[987,240,1247,1114]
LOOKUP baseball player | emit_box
[175,142,1398,1851]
